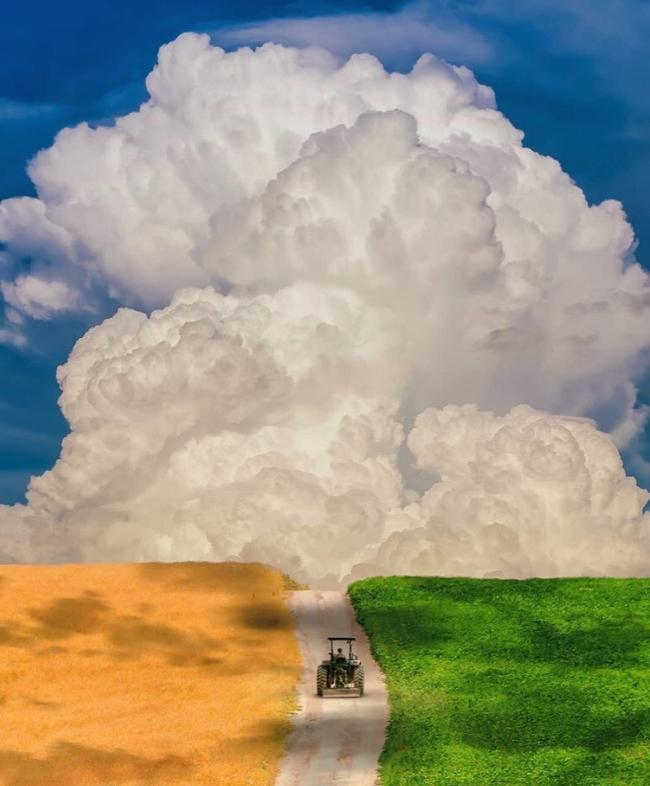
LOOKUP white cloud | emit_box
[213,2,492,70]
[0,329,26,348]
[3,285,648,585]
[358,404,650,581]
[0,34,649,583]
[1,275,79,319]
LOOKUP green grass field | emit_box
[348,576,650,785]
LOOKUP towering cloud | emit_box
[1,34,649,584]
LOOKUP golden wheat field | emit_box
[0,561,302,786]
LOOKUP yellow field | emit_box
[0,562,302,786]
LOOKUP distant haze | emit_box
[1,35,649,586]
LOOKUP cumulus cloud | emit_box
[0,34,649,584]
[3,287,649,585]
[368,404,650,581]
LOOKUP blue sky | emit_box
[1,0,649,504]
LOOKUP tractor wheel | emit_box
[353,664,365,696]
[317,665,327,696]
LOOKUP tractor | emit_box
[316,637,364,697]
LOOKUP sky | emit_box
[0,0,649,533]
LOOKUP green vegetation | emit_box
[348,576,650,785]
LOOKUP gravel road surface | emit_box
[275,590,389,786]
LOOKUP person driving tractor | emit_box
[317,637,364,697]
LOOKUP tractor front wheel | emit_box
[317,665,327,696]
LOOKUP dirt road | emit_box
[275,590,389,786]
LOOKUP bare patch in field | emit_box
[0,562,302,786]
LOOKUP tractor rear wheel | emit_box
[317,665,327,696]
[353,664,365,696]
